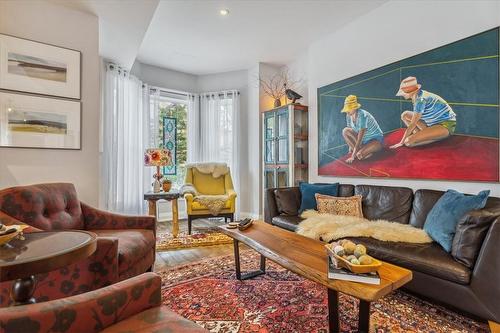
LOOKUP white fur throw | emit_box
[297,210,433,243]
[187,162,229,178]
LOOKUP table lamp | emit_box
[144,148,173,193]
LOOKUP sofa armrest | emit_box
[470,218,500,322]
[264,188,280,224]
[81,202,156,234]
[0,211,42,233]
[0,272,161,333]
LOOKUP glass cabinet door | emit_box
[264,168,275,189]
[276,108,289,164]
[264,112,275,164]
[276,167,289,188]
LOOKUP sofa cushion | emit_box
[90,230,155,275]
[347,237,471,285]
[274,188,301,215]
[0,183,84,231]
[102,306,208,333]
[452,211,499,268]
[354,185,413,224]
[315,194,363,217]
[299,182,339,212]
[271,215,303,232]
[409,189,444,228]
[424,190,490,252]
[338,184,355,197]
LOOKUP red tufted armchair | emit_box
[0,183,156,307]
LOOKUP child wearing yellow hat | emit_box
[341,95,384,164]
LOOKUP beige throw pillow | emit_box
[315,194,364,217]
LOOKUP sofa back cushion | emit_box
[0,183,83,230]
[354,185,413,224]
[409,189,444,228]
[192,169,226,195]
[338,184,355,197]
[274,188,301,216]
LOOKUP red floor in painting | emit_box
[319,128,499,181]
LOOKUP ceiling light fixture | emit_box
[219,9,229,16]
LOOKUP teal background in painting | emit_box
[318,28,499,166]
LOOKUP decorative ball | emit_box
[333,245,345,256]
[350,258,360,265]
[346,255,357,262]
[358,255,373,265]
[343,241,356,255]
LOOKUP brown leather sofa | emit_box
[265,184,500,322]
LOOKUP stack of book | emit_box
[328,255,380,285]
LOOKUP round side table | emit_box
[0,230,97,305]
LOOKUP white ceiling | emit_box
[137,0,386,75]
[48,0,159,69]
[50,0,386,74]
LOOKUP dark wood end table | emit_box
[144,190,181,237]
[0,230,97,305]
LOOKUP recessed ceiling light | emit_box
[219,9,229,16]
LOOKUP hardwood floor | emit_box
[154,217,239,271]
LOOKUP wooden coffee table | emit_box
[218,221,412,333]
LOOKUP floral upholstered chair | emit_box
[0,183,156,307]
[0,273,207,333]
[182,163,237,234]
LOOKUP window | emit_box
[151,95,188,188]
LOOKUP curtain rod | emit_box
[147,85,192,97]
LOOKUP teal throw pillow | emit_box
[424,189,490,252]
[299,182,339,213]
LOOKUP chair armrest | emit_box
[0,210,42,233]
[470,218,500,322]
[184,193,194,203]
[226,189,237,200]
[0,273,161,332]
[81,202,156,234]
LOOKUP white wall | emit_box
[0,1,100,205]
[289,0,500,196]
[131,61,197,92]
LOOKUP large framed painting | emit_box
[318,27,499,182]
[0,92,81,149]
[0,34,81,99]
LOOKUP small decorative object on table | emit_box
[144,148,173,193]
[162,179,172,192]
[237,218,253,231]
[0,224,29,246]
[325,240,382,274]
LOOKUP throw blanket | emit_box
[187,162,229,178]
[297,210,432,243]
[180,183,228,216]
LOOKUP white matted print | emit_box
[0,34,80,99]
[0,92,81,149]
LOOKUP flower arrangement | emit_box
[144,148,172,167]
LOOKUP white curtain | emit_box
[101,63,150,214]
[186,93,200,163]
[199,90,240,215]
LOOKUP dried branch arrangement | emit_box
[258,67,302,102]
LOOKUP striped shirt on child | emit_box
[346,109,384,144]
[413,90,456,126]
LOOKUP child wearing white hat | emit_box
[391,76,456,148]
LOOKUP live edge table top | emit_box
[218,221,412,302]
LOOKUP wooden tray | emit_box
[325,243,382,274]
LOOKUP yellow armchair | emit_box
[183,164,237,234]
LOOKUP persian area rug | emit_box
[156,229,233,251]
[158,251,489,333]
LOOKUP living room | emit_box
[0,0,499,332]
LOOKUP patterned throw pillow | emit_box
[315,194,364,217]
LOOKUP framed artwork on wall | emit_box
[0,91,81,149]
[317,27,499,182]
[0,34,81,99]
